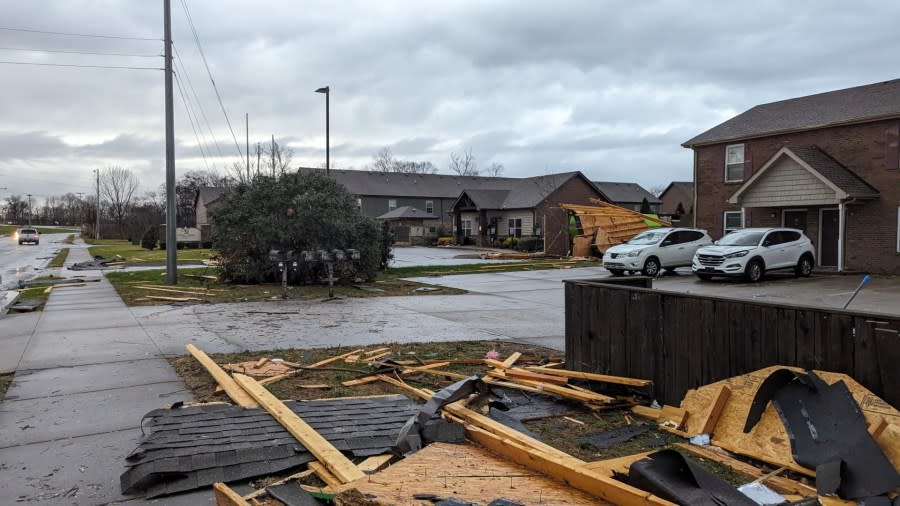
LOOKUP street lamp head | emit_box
[315,86,329,94]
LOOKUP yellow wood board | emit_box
[185,344,258,408]
[213,482,250,506]
[680,366,900,475]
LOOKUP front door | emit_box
[783,209,808,233]
[820,209,839,267]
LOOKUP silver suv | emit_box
[17,228,40,245]
[692,227,815,282]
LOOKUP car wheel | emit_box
[642,257,661,277]
[745,259,764,282]
[608,269,625,276]
[696,273,713,281]
[795,255,813,277]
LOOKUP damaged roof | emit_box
[376,206,439,220]
[683,79,900,147]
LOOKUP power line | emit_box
[0,60,162,70]
[0,46,162,58]
[173,45,224,159]
[174,72,213,171]
[177,0,245,164]
[0,26,161,41]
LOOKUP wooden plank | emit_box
[356,454,393,474]
[232,373,366,483]
[308,461,342,488]
[674,444,817,496]
[631,405,661,420]
[185,344,258,408]
[657,405,686,430]
[522,367,652,387]
[363,347,391,356]
[136,285,214,296]
[259,348,364,386]
[693,384,731,436]
[146,295,203,302]
[501,351,522,368]
[342,361,453,387]
[503,368,570,386]
[377,374,432,400]
[213,482,251,506]
[362,351,391,363]
[868,416,888,438]
[485,371,616,404]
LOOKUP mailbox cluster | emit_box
[268,249,361,298]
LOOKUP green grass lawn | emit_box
[48,248,70,268]
[0,225,79,237]
[85,239,214,264]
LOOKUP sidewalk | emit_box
[0,244,205,505]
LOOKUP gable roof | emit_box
[660,181,693,199]
[683,79,900,147]
[195,186,228,207]
[593,182,660,204]
[376,206,438,220]
[728,146,879,204]
[450,172,603,210]
[461,189,511,209]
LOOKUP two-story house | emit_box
[683,79,899,274]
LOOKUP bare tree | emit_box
[372,147,395,172]
[4,195,28,224]
[648,184,667,198]
[449,149,478,176]
[261,138,294,176]
[100,166,139,228]
[369,147,438,174]
[485,162,504,177]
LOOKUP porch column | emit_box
[837,201,845,272]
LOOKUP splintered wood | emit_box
[340,442,606,506]
[679,366,900,475]
[562,201,672,255]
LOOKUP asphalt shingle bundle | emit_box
[121,395,418,498]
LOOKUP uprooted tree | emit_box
[210,171,389,284]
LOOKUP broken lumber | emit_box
[243,469,315,500]
[693,384,730,436]
[185,344,258,408]
[502,368,570,386]
[484,372,617,404]
[136,285,214,296]
[501,352,522,368]
[630,405,661,420]
[258,348,364,386]
[362,351,391,363]
[657,405,687,430]
[356,454,393,474]
[523,367,653,388]
[232,373,366,483]
[308,461,342,489]
[363,347,390,356]
[341,361,452,387]
[146,295,203,302]
[213,482,251,506]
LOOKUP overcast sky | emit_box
[2,0,899,200]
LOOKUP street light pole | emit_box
[164,0,177,285]
[315,86,329,175]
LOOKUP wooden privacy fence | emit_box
[564,279,899,407]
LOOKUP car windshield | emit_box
[21,229,37,234]
[626,230,667,245]
[717,230,764,246]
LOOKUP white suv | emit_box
[603,228,712,276]
[692,227,815,282]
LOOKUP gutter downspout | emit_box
[837,197,856,273]
[692,150,698,228]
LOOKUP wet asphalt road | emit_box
[0,232,71,289]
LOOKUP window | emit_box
[425,200,434,214]
[725,144,745,182]
[388,199,397,211]
[461,219,472,237]
[724,210,744,234]
[356,198,362,210]
[508,218,522,237]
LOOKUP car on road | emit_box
[692,227,815,282]
[602,227,713,276]
[16,228,40,245]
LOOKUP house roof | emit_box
[593,182,660,204]
[660,181,694,199]
[683,79,900,147]
[460,189,511,209]
[451,171,602,210]
[376,206,438,220]
[728,146,879,204]
[196,186,228,206]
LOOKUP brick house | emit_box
[683,79,900,274]
[450,171,607,255]
[658,181,694,224]
[593,182,660,213]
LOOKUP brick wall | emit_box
[536,175,608,256]
[692,119,900,273]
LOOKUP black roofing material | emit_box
[265,482,321,506]
[621,449,757,506]
[121,395,418,498]
[743,369,900,500]
[577,425,650,450]
[394,376,485,456]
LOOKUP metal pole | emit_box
[325,89,330,175]
[245,113,249,181]
[26,193,32,225]
[164,0,177,285]
[95,169,101,239]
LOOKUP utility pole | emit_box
[26,193,33,225]
[95,169,101,239]
[245,113,249,181]
[271,134,276,177]
[164,0,177,285]
[256,142,260,176]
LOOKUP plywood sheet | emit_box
[342,442,608,505]
[680,366,900,474]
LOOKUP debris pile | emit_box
[68,255,126,270]
[562,200,671,257]
[120,344,899,505]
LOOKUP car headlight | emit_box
[724,250,749,258]
[625,250,642,257]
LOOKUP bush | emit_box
[436,237,454,246]
[517,236,543,252]
[210,171,389,283]
[501,236,518,248]
[140,225,158,250]
[379,220,394,270]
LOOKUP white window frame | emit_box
[508,218,522,237]
[725,143,745,182]
[723,210,744,235]
[388,199,397,211]
[461,219,472,237]
[425,200,434,214]
[356,198,362,210]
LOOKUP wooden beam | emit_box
[503,368,570,386]
[362,351,391,363]
[501,352,522,368]
[377,374,432,400]
[631,405,661,420]
[693,384,731,436]
[308,461,342,488]
[523,367,653,388]
[232,373,366,483]
[356,454,394,474]
[868,416,888,438]
[485,371,617,404]
[259,348,364,386]
[213,482,251,506]
[185,344,257,408]
[146,295,203,302]
[363,347,391,356]
[658,405,687,430]
[342,361,454,387]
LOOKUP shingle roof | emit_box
[451,171,600,210]
[376,206,438,220]
[789,146,879,198]
[196,186,228,205]
[461,189,511,209]
[664,181,694,197]
[593,182,660,204]
[683,79,900,147]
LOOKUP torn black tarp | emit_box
[621,449,757,506]
[743,368,900,500]
[394,376,486,455]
